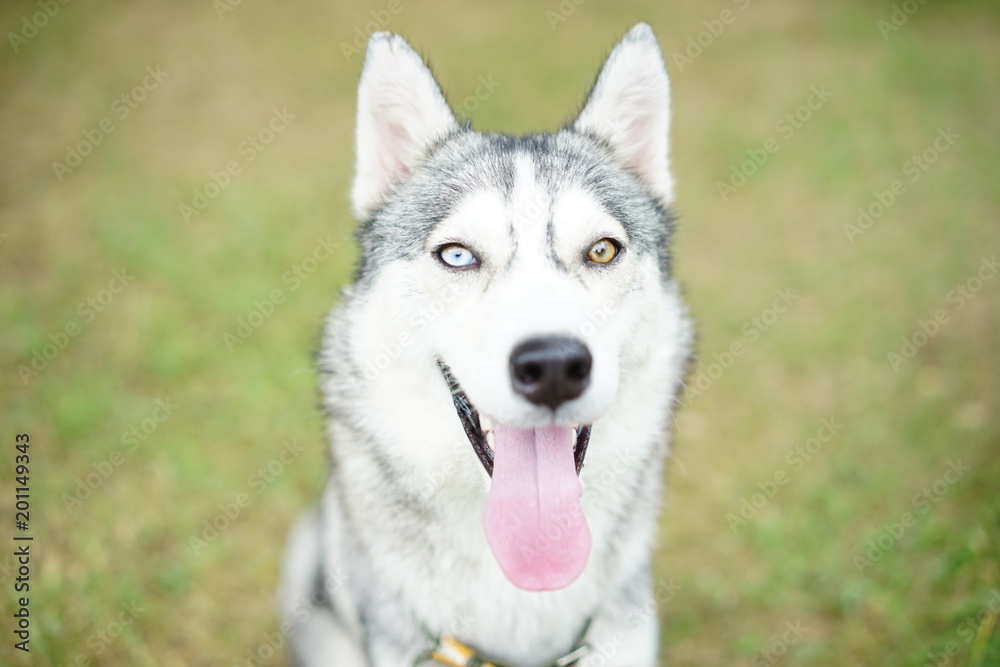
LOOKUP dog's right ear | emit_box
[351,32,458,220]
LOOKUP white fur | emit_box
[574,23,674,205]
[351,32,458,219]
[434,157,620,429]
[282,23,693,667]
[307,174,691,666]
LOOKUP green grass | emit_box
[2,0,998,665]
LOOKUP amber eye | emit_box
[586,238,619,264]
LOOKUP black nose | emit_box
[509,336,592,411]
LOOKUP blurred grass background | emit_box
[1,0,998,665]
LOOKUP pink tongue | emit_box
[483,424,591,591]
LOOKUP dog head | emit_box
[337,24,684,591]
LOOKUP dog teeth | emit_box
[485,430,495,451]
[480,414,495,432]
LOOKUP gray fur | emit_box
[356,130,674,286]
[280,23,693,667]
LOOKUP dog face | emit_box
[338,25,680,591]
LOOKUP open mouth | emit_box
[437,360,595,591]
[438,361,592,477]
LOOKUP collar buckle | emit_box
[422,636,591,667]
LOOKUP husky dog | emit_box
[279,23,693,667]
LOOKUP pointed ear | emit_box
[351,32,458,219]
[573,23,674,205]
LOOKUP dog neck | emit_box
[416,624,593,667]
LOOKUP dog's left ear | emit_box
[574,23,673,205]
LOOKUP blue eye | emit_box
[437,243,478,268]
